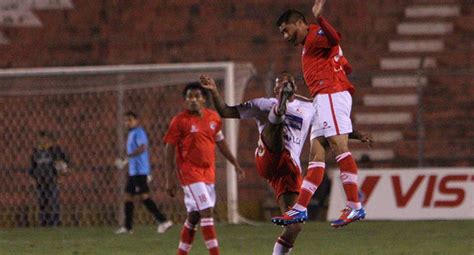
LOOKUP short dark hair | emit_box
[276,9,307,27]
[182,82,208,100]
[125,111,138,119]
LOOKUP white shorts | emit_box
[182,182,216,212]
[310,91,353,139]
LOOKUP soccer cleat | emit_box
[276,81,294,116]
[157,220,173,234]
[114,227,133,234]
[271,208,308,226]
[330,207,366,228]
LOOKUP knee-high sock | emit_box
[124,201,134,230]
[200,217,219,255]
[336,152,361,209]
[142,198,167,222]
[293,162,325,211]
[177,220,197,255]
[273,236,293,255]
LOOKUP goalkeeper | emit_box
[115,111,173,234]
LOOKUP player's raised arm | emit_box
[199,74,240,119]
[312,0,325,18]
[312,0,341,46]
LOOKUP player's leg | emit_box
[178,211,200,255]
[138,175,173,233]
[271,137,327,226]
[140,192,173,233]
[179,182,218,255]
[116,176,135,234]
[198,207,219,255]
[273,192,302,255]
[324,91,365,227]
[44,184,54,226]
[36,183,48,226]
[328,134,366,227]
[50,183,60,226]
[261,120,285,153]
[198,184,219,255]
[262,79,294,153]
[267,157,303,254]
[124,193,134,231]
[293,137,327,210]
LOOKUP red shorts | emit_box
[255,138,302,199]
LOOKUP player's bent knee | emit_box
[187,211,201,225]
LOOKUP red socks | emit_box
[293,152,362,211]
[177,220,196,255]
[336,152,361,209]
[177,217,219,255]
[201,217,219,255]
[294,161,325,210]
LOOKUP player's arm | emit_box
[312,0,341,46]
[200,74,240,119]
[216,139,245,181]
[349,130,374,148]
[127,144,146,157]
[163,117,182,197]
[164,143,179,197]
[128,130,148,157]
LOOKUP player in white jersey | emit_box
[201,71,312,255]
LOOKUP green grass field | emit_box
[1,221,473,255]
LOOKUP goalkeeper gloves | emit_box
[114,158,128,170]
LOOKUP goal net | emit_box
[0,62,255,227]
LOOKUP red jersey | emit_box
[164,108,224,185]
[302,16,355,97]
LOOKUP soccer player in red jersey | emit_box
[272,0,367,228]
[164,82,244,255]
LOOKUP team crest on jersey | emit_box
[317,29,325,35]
[210,121,217,130]
[190,125,199,133]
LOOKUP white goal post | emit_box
[0,62,255,226]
